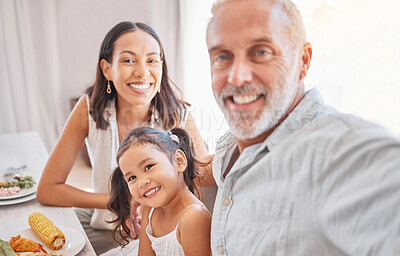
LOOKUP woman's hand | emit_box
[126,200,143,239]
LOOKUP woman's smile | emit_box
[127,81,153,94]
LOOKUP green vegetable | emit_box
[0,239,17,256]
[0,176,36,189]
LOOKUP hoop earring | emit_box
[106,80,112,94]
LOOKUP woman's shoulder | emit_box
[69,94,89,122]
[75,94,89,109]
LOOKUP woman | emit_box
[36,21,207,255]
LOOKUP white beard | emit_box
[214,69,299,140]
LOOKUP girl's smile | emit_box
[143,186,161,198]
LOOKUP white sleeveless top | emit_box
[85,95,189,229]
[146,205,201,256]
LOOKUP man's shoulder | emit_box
[296,107,400,174]
[311,107,396,142]
[276,107,400,168]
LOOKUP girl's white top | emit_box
[146,205,199,256]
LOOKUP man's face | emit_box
[207,0,302,140]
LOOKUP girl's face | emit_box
[119,144,187,208]
[102,30,163,109]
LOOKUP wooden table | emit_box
[0,131,96,255]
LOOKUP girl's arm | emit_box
[178,205,212,256]
[36,95,109,209]
[138,206,156,256]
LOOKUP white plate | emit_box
[10,226,85,256]
[0,192,36,206]
[0,184,37,200]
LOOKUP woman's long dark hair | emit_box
[107,127,202,246]
[86,21,188,130]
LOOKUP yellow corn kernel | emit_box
[28,212,65,250]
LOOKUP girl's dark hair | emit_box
[107,127,201,246]
[86,21,188,130]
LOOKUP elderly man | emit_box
[206,0,400,255]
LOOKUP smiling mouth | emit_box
[128,83,152,90]
[228,94,264,105]
[143,186,160,197]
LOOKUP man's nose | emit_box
[227,58,253,86]
[134,62,150,78]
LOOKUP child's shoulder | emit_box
[177,204,211,252]
[179,204,211,229]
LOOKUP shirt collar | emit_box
[213,88,325,183]
[259,88,324,153]
[215,88,325,157]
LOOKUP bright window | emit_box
[182,0,400,153]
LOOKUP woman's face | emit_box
[103,30,163,109]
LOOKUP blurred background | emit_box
[1,0,399,155]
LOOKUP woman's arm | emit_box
[184,113,216,187]
[138,206,156,256]
[36,95,109,209]
[178,205,212,256]
[183,112,208,157]
[197,154,216,187]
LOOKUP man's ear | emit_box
[299,42,312,80]
[174,149,187,173]
[100,59,112,80]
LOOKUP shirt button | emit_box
[218,246,225,254]
[224,198,231,206]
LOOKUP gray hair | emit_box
[210,0,307,50]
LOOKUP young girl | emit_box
[108,127,211,256]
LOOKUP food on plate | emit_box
[0,187,21,197]
[0,239,17,256]
[28,212,65,250]
[8,235,46,253]
[0,176,36,189]
[0,176,36,197]
[26,253,62,256]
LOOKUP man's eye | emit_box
[145,165,154,171]
[211,53,232,69]
[215,55,229,62]
[257,50,271,56]
[251,47,274,62]
[128,175,136,182]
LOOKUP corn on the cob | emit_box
[28,212,65,250]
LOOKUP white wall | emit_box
[296,0,400,136]
[182,0,400,152]
[179,0,229,153]
[1,0,399,151]
[56,0,181,118]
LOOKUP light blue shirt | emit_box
[211,88,400,256]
